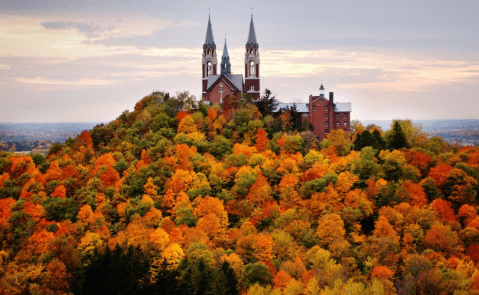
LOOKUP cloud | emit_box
[0,15,172,59]
[0,64,11,70]
[246,49,479,91]
[40,15,171,40]
[16,77,121,86]
[42,21,94,32]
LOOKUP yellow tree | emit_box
[326,129,351,156]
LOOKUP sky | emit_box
[0,0,478,123]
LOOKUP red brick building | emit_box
[276,85,351,139]
[202,15,260,103]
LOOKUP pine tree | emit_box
[390,121,408,150]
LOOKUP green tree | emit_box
[239,263,272,290]
[81,244,150,295]
[256,88,278,117]
[387,120,408,150]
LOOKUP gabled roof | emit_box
[246,15,258,46]
[207,74,243,92]
[274,102,352,113]
[275,103,309,113]
[204,16,215,46]
[334,103,352,112]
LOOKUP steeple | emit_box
[202,15,217,98]
[245,14,260,100]
[246,15,258,47]
[221,39,231,76]
[205,15,215,46]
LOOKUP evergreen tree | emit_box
[148,260,181,295]
[389,120,408,150]
[256,88,278,116]
[354,129,385,152]
[81,244,150,295]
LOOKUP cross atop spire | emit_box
[221,38,231,76]
[222,38,229,57]
[246,15,258,47]
[204,15,215,45]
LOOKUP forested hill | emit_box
[1,91,479,294]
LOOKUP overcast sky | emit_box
[0,0,478,122]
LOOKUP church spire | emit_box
[221,38,231,76]
[205,15,215,45]
[222,38,229,57]
[246,15,258,46]
[202,15,217,98]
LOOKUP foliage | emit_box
[1,92,479,294]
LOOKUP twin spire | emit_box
[204,14,258,58]
[204,15,215,45]
[246,15,258,47]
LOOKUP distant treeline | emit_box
[0,122,102,142]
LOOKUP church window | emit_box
[249,61,255,77]
[250,84,254,91]
[207,61,212,76]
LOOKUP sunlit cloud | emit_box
[0,64,11,70]
[0,15,172,59]
[16,77,121,86]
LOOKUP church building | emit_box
[202,15,260,102]
[201,14,351,140]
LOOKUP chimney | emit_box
[329,92,334,103]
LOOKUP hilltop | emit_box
[1,91,479,294]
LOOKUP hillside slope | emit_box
[1,92,479,294]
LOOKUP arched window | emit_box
[250,84,254,91]
[207,61,212,76]
[249,61,255,77]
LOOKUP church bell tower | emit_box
[244,15,260,100]
[202,15,217,98]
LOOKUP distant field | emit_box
[360,119,479,132]
[361,119,479,146]
[0,122,103,142]
[1,119,478,148]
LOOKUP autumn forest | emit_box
[1,91,479,295]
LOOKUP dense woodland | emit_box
[1,91,479,294]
